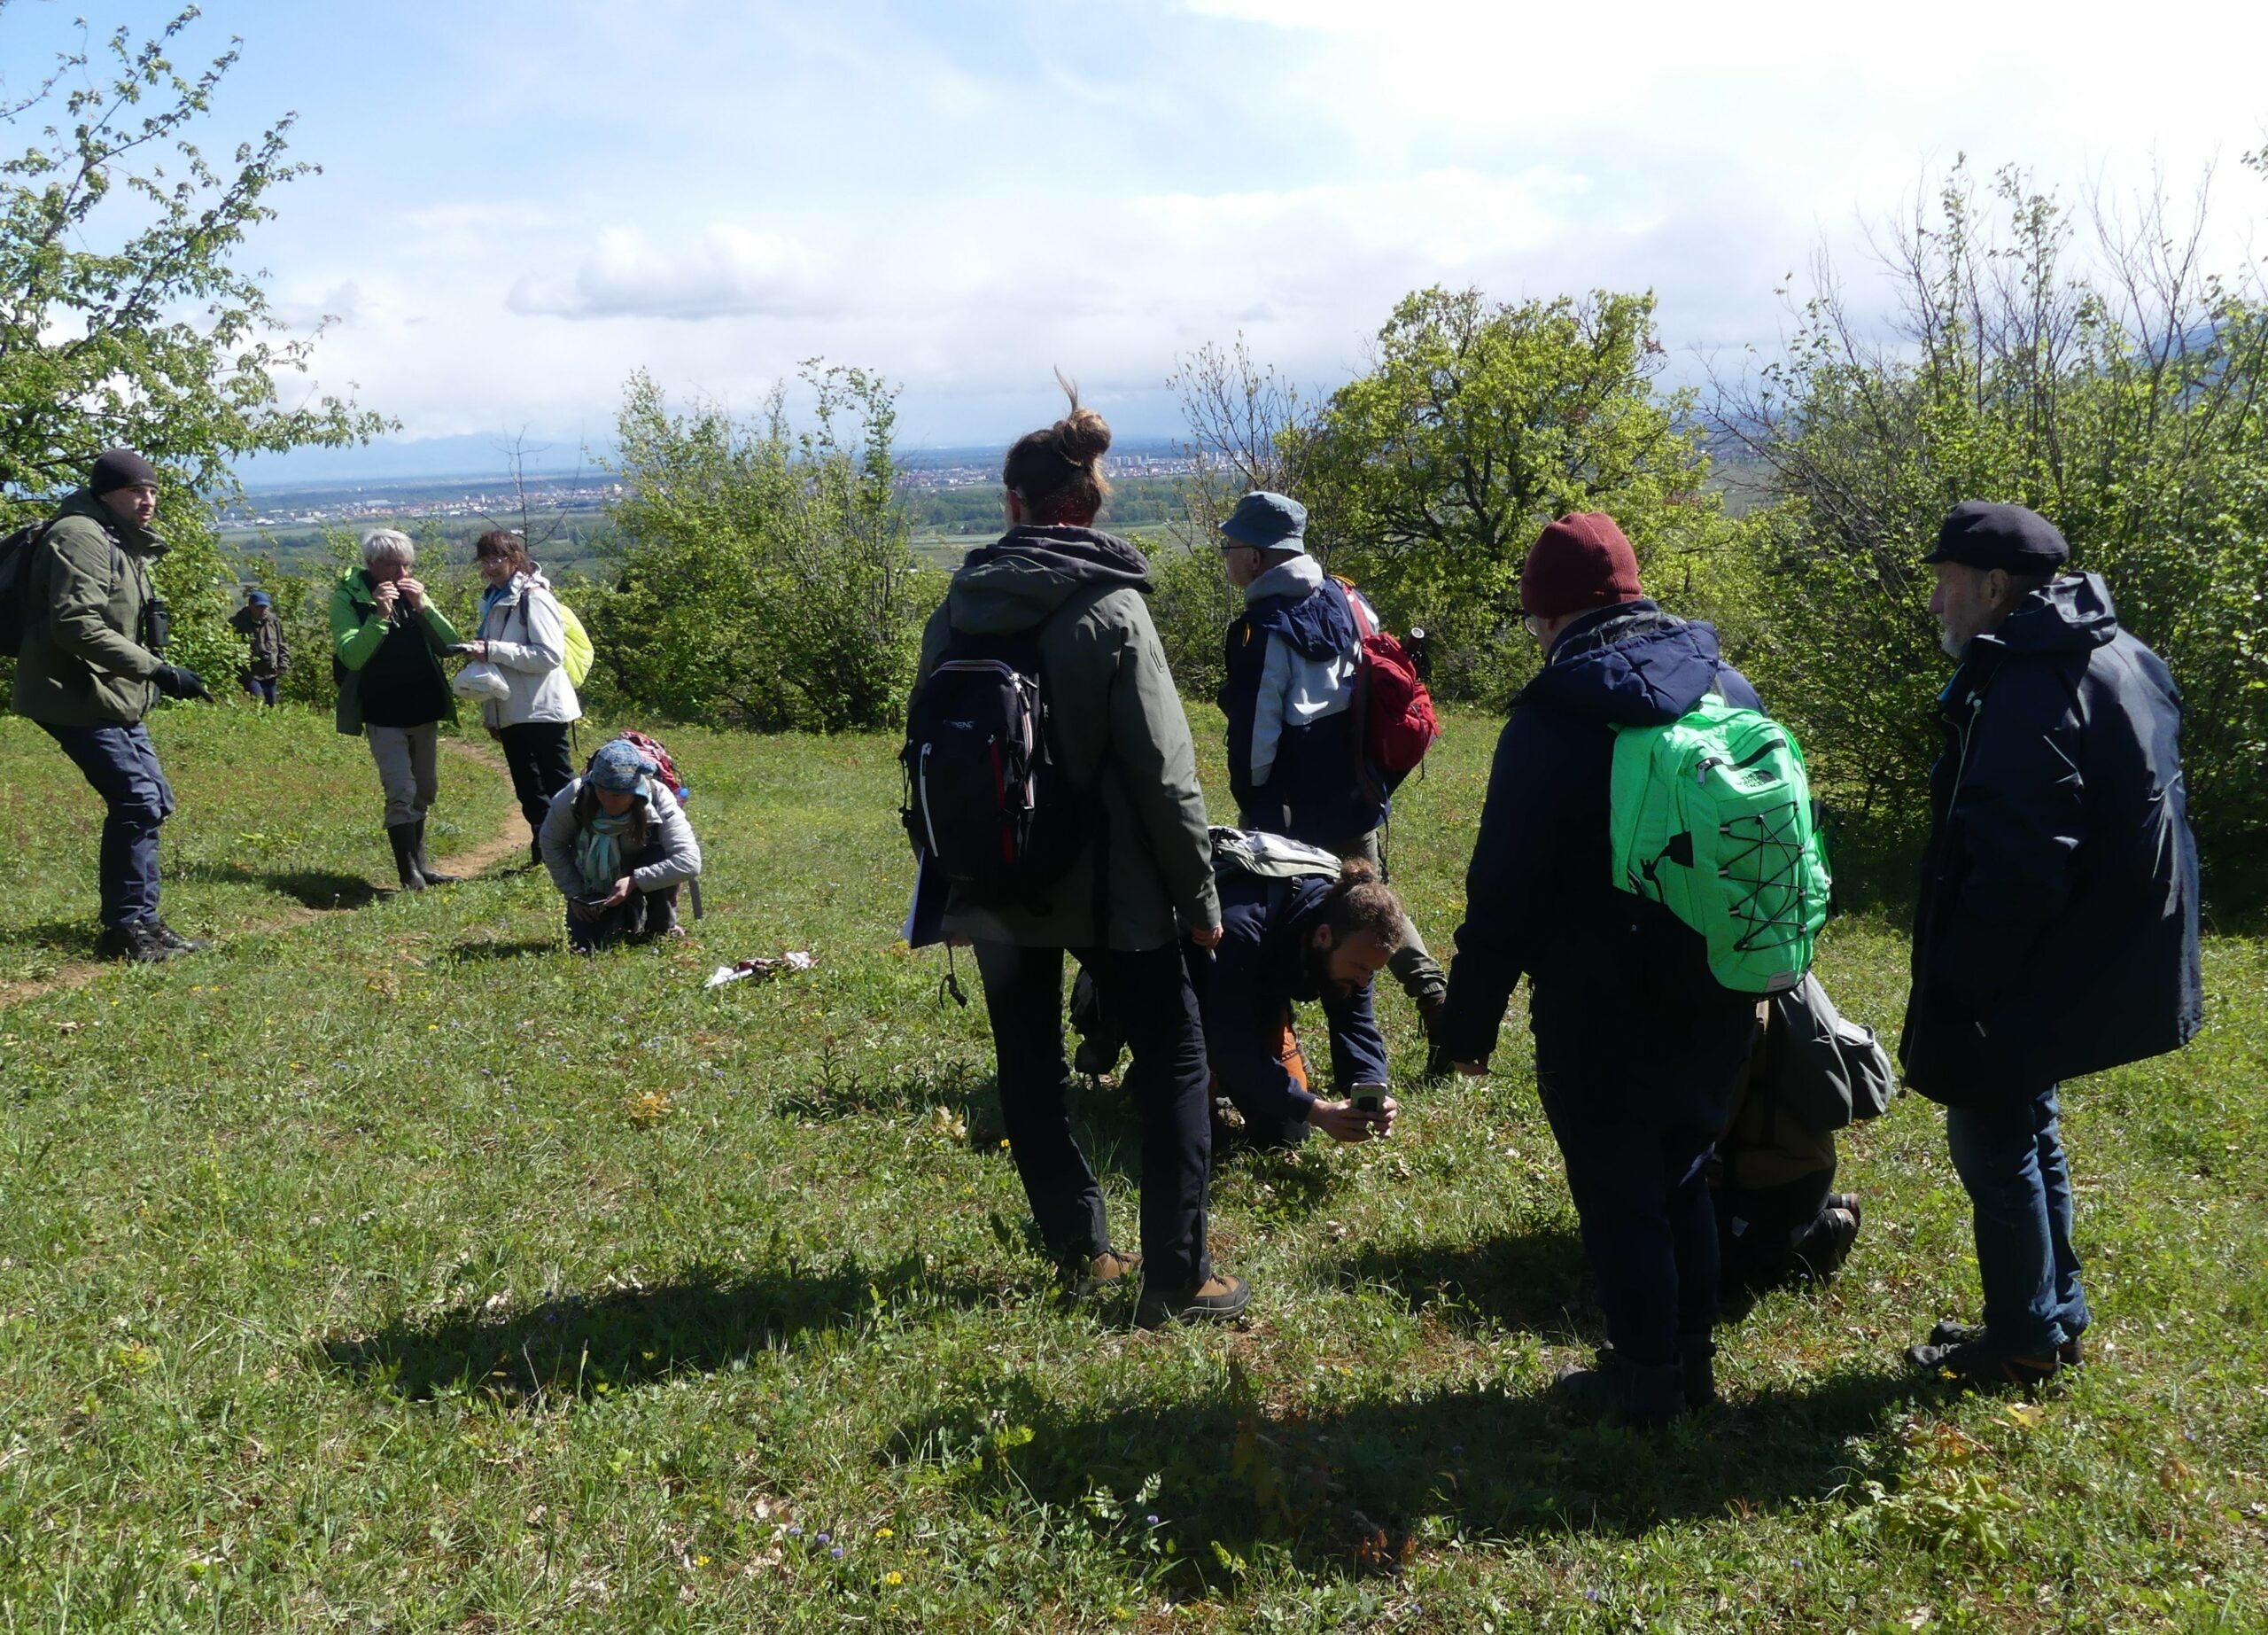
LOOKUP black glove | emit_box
[151,665,212,701]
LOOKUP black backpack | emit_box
[0,518,55,655]
[901,632,1087,911]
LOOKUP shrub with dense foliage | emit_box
[1716,159,2268,840]
[594,367,927,733]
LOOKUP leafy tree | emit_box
[597,365,925,732]
[1290,286,1742,700]
[0,4,386,681]
[1716,157,2268,841]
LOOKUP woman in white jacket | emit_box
[465,529,581,860]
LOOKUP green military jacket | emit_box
[10,488,168,728]
[913,533,1219,953]
[328,567,462,736]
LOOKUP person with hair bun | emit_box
[912,379,1245,1331]
[1196,837,1404,1151]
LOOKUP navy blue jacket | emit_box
[1220,578,1386,846]
[1437,602,1765,1125]
[1200,867,1389,1132]
[1900,573,2202,1104]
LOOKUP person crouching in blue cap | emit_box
[1216,490,1451,1073]
[539,736,703,953]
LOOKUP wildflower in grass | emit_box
[815,1532,830,1545]
[831,1546,845,1559]
[626,1090,672,1127]
[882,1571,903,1585]
[874,1526,893,1538]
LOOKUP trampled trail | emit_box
[0,737,531,1010]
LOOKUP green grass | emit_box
[2,701,2264,1631]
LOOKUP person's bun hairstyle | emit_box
[1322,856,1405,950]
[1004,370,1113,525]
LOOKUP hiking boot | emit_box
[1067,1249,1140,1299]
[1797,1205,1861,1281]
[1904,1335,2062,1388]
[1416,990,1454,1084]
[1135,1273,1251,1330]
[386,822,426,891]
[1927,1317,2085,1369]
[1554,1349,1686,1429]
[411,819,458,884]
[527,837,544,869]
[145,919,208,954]
[96,923,180,963]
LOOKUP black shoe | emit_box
[1135,1273,1250,1330]
[144,919,208,954]
[1681,1335,1718,1411]
[1416,991,1453,1084]
[1554,1348,1686,1429]
[527,837,544,868]
[411,818,458,884]
[387,822,426,891]
[1905,1335,2061,1387]
[1796,1205,1861,1280]
[1927,1317,2084,1369]
[96,923,180,963]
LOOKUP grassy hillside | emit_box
[1,703,2263,1631]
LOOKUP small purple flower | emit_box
[830,1546,845,1559]
[787,1526,802,1538]
[815,1532,831,1545]
[1146,1514,1160,1526]
[1587,1590,1601,1603]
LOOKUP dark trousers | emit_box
[44,722,175,929]
[1716,1166,1836,1291]
[1946,1084,2089,1356]
[975,939,1213,1296]
[1542,1075,1722,1368]
[498,721,575,836]
[241,676,278,706]
[566,842,680,953]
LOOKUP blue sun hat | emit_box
[588,737,657,794]
[1220,490,1308,553]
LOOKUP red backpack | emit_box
[1334,579,1440,781]
[599,730,690,803]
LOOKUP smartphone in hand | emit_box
[1351,1083,1387,1115]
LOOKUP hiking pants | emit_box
[1946,1084,2089,1357]
[498,721,574,837]
[1334,828,1447,1008]
[241,675,278,706]
[1541,1071,1722,1369]
[566,843,682,954]
[366,721,440,828]
[974,939,1213,1296]
[44,722,174,929]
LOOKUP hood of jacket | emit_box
[1971,571,2119,661]
[1244,557,1354,660]
[57,487,167,558]
[946,525,1153,635]
[1519,600,1727,727]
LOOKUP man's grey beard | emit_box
[1938,621,1967,660]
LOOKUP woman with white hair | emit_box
[329,527,465,891]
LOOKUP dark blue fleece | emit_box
[1219,580,1384,846]
[1437,602,1765,1123]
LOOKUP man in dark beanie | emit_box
[11,446,213,962]
[1901,501,2200,1386]
[1436,510,1765,1428]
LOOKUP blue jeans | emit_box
[241,675,278,705]
[43,722,175,928]
[1946,1085,2089,1356]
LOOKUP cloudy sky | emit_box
[15,0,2268,469]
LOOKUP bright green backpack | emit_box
[556,601,595,689]
[1608,693,1830,993]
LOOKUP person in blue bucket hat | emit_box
[229,588,288,706]
[539,736,703,953]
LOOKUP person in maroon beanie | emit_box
[1435,510,1767,1428]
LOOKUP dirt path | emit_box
[0,736,529,1010]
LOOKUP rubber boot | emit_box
[411,818,458,884]
[386,822,427,891]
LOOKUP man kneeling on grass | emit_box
[1195,832,1404,1152]
[540,737,702,954]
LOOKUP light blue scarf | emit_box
[577,808,636,893]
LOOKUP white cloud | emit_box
[506,225,831,321]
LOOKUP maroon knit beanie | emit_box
[1520,511,1644,619]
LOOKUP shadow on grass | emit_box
[1337,1228,1598,1346]
[321,1251,1001,1405]
[449,936,560,962]
[170,860,381,910]
[894,1361,1917,1580]
[0,917,97,958]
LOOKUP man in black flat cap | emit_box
[1900,501,2202,1387]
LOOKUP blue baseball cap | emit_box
[1220,490,1308,553]
[588,738,657,794]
